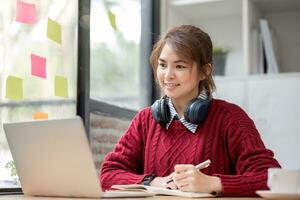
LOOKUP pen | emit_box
[165,159,211,185]
[195,159,211,170]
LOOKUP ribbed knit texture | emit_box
[100,99,280,196]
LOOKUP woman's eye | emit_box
[176,65,186,69]
[159,63,166,68]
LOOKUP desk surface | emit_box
[0,195,262,200]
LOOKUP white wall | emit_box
[248,74,300,169]
[215,74,300,169]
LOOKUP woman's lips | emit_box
[164,83,180,89]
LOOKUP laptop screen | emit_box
[4,117,102,198]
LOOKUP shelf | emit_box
[251,0,300,13]
[171,0,242,19]
[248,0,300,74]
[163,0,300,76]
[214,72,300,82]
[164,0,245,76]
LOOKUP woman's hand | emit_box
[150,172,177,189]
[173,164,222,193]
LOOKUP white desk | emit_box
[0,195,262,200]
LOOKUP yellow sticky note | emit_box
[47,18,61,44]
[54,75,68,98]
[6,75,23,100]
[108,10,116,30]
[33,112,48,120]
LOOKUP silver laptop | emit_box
[3,116,152,198]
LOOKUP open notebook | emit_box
[112,184,215,198]
[3,117,153,198]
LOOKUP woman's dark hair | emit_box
[150,24,216,96]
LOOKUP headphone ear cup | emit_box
[151,98,171,126]
[184,98,211,124]
[160,98,171,125]
[151,100,162,123]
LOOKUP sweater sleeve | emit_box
[100,109,148,191]
[215,105,281,197]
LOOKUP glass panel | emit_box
[90,0,141,110]
[0,1,78,188]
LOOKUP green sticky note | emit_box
[47,18,61,44]
[54,76,68,98]
[108,10,116,30]
[6,75,23,100]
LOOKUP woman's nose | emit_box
[165,66,175,79]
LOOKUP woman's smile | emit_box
[164,82,180,89]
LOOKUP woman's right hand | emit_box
[150,172,177,189]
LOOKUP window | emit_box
[89,0,142,171]
[90,0,141,110]
[0,1,78,189]
[0,0,159,192]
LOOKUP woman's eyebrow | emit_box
[174,60,189,64]
[158,58,189,64]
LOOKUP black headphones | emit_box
[151,95,212,127]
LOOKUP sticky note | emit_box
[54,76,68,98]
[108,10,116,30]
[31,54,46,78]
[6,75,23,100]
[16,0,37,24]
[33,112,48,120]
[47,18,61,44]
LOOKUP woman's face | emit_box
[157,44,204,104]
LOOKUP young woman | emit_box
[100,25,280,196]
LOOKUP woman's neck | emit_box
[172,101,185,118]
[172,96,197,118]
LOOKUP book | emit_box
[259,19,279,73]
[111,184,215,198]
[250,28,264,74]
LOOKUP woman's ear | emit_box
[199,63,213,80]
[204,63,213,76]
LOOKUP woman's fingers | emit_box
[179,184,193,192]
[173,164,202,191]
[174,176,192,188]
[174,170,188,180]
[166,181,178,190]
[164,164,203,191]
[174,164,194,173]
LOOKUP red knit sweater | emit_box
[100,99,280,196]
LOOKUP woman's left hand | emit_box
[173,164,222,193]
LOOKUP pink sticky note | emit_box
[16,0,37,24]
[31,54,46,79]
